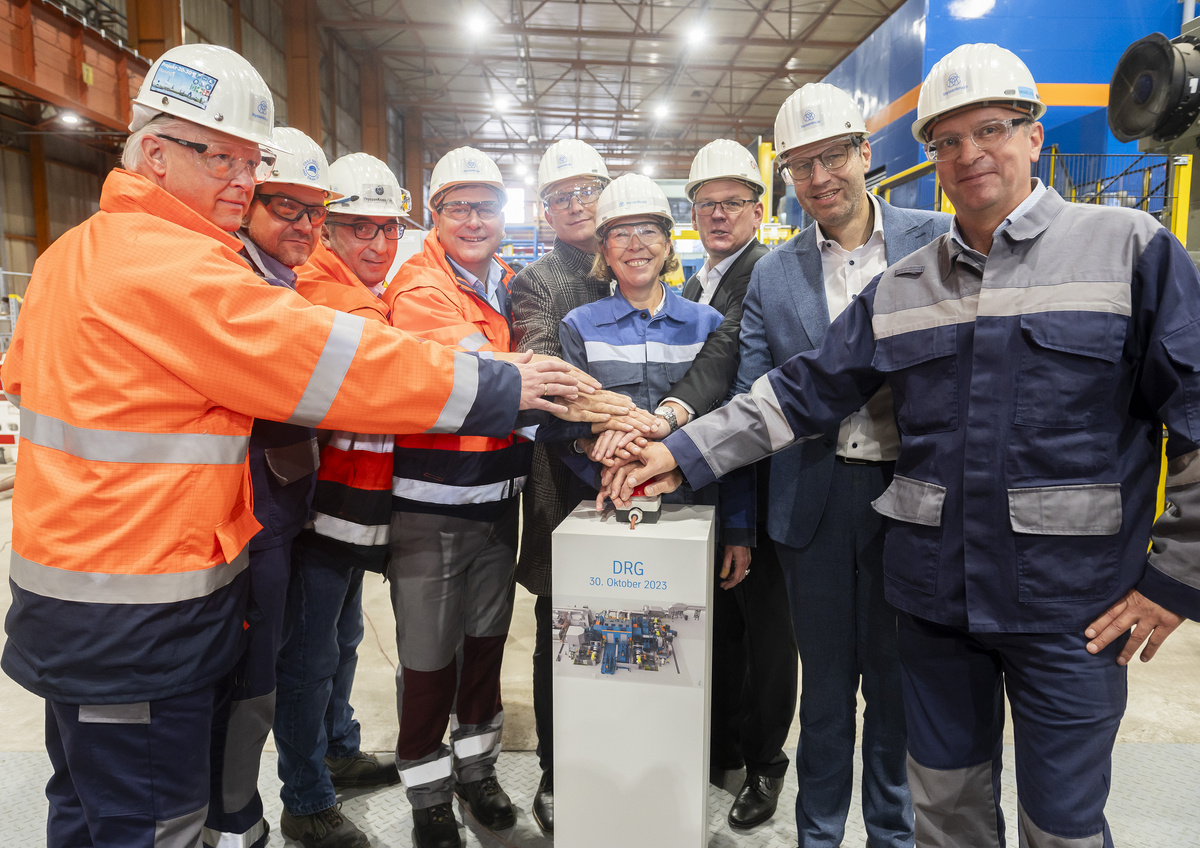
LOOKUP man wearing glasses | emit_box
[200,126,339,848]
[658,139,798,832]
[618,43,1200,847]
[738,84,948,848]
[3,44,585,848]
[509,138,613,835]
[384,147,627,848]
[272,152,412,848]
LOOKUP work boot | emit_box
[280,804,370,848]
[326,751,401,789]
[531,769,553,834]
[412,802,461,848]
[727,772,784,830]
[455,775,517,830]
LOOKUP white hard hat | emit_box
[326,153,411,217]
[537,139,610,195]
[594,173,674,232]
[913,43,1046,141]
[774,83,867,159]
[430,147,508,206]
[685,139,767,200]
[263,127,342,199]
[130,44,283,151]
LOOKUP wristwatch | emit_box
[654,405,679,433]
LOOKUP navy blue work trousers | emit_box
[45,686,214,848]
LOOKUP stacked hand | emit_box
[594,441,684,510]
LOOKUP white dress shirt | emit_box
[693,238,755,306]
[814,192,900,462]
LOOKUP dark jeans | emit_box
[273,532,365,816]
[777,459,912,848]
[709,535,798,778]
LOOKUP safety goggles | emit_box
[156,135,276,184]
[255,193,328,225]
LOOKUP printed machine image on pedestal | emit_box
[553,502,715,846]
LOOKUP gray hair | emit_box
[121,116,194,174]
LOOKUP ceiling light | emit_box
[654,103,670,119]
[648,53,659,64]
[60,112,81,125]
[524,175,535,186]
[686,25,705,47]
[643,165,655,177]
[466,14,487,37]
[515,162,528,176]
[494,94,509,112]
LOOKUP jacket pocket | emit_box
[1014,312,1125,428]
[873,474,945,594]
[1010,483,1122,602]
[264,437,320,487]
[872,324,958,435]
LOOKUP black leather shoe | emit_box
[727,773,784,830]
[455,775,517,830]
[531,770,553,834]
[412,802,461,848]
[326,751,401,789]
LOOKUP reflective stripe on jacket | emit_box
[296,244,394,568]
[385,230,533,521]
[1,170,522,702]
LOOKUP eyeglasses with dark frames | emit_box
[325,220,405,241]
[255,193,328,225]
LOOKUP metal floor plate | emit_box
[4,744,1199,846]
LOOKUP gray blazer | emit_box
[733,198,951,549]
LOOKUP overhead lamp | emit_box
[686,25,705,47]
[60,112,81,125]
[515,162,528,176]
[643,165,656,177]
[466,14,487,38]
[523,175,535,186]
[494,94,510,113]
[654,103,670,119]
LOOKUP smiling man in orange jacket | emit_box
[1,45,584,848]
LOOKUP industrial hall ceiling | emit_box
[318,0,905,178]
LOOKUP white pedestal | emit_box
[552,502,715,847]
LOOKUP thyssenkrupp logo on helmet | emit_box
[801,108,821,129]
[465,159,481,173]
[557,154,570,168]
[944,70,968,98]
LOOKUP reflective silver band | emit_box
[20,408,249,465]
[427,351,480,434]
[311,512,390,546]
[873,281,1131,340]
[399,754,453,789]
[287,311,366,426]
[392,475,526,505]
[460,332,488,352]
[5,392,19,408]
[10,546,249,604]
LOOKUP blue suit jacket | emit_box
[734,198,951,549]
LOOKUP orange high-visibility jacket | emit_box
[295,243,394,570]
[384,229,533,522]
[1,170,521,703]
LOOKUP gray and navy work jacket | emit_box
[239,235,319,551]
[668,186,1200,631]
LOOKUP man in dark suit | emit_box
[733,84,950,847]
[657,139,799,831]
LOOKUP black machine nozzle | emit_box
[1109,31,1200,144]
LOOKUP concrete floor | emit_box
[1,488,1199,844]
